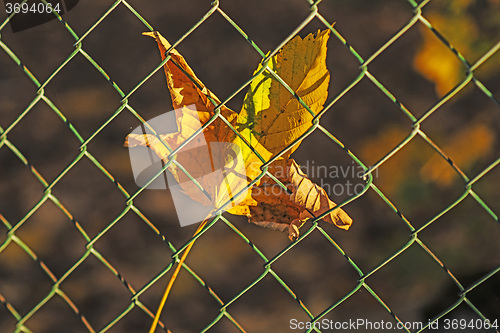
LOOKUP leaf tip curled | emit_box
[288,219,306,241]
[288,221,300,241]
[124,134,138,147]
[330,207,353,230]
[143,31,172,51]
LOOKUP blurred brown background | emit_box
[1,0,499,332]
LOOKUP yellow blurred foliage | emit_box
[359,126,416,195]
[414,13,476,96]
[421,123,495,186]
[359,122,495,195]
[414,1,500,96]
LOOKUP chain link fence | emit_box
[1,0,499,332]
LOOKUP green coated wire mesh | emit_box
[1,0,499,332]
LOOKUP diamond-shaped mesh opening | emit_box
[0,148,46,223]
[6,101,83,182]
[469,162,500,216]
[330,188,413,272]
[364,243,455,323]
[0,54,37,127]
[50,157,128,239]
[227,275,311,332]
[60,0,117,36]
[1,0,499,332]
[419,83,500,178]
[57,253,134,331]
[11,199,87,278]
[366,135,467,226]
[79,3,156,94]
[324,286,405,333]
[270,229,360,315]
[155,266,223,333]
[23,293,91,333]
[417,196,500,276]
[318,0,415,60]
[217,0,311,53]
[0,240,54,316]
[185,221,268,301]
[322,77,414,156]
[0,17,75,81]
[91,212,172,289]
[43,53,123,139]
[367,24,440,117]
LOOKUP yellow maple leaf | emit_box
[133,30,352,332]
[237,29,331,158]
[126,30,351,236]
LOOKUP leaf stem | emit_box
[148,219,208,333]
